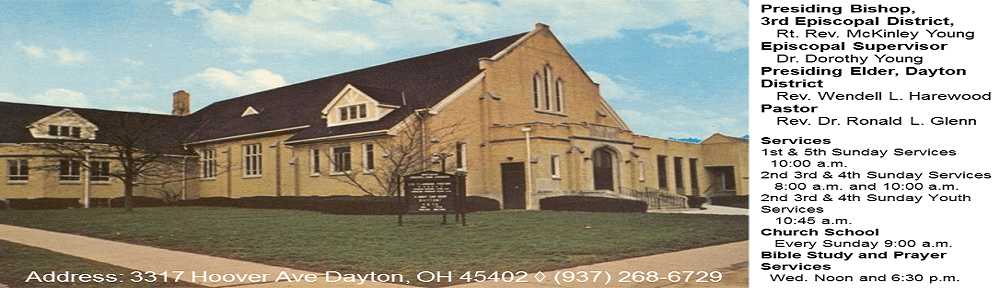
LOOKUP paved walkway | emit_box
[650,205,749,216]
[453,241,747,288]
[1,224,746,288]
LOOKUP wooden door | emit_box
[500,162,526,209]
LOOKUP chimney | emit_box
[172,90,190,116]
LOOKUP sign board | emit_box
[403,171,456,214]
[399,170,467,225]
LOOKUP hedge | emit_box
[110,196,165,208]
[0,199,8,210]
[710,195,748,209]
[539,196,647,213]
[7,198,80,210]
[175,195,501,215]
[686,196,708,209]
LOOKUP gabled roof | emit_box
[184,32,528,144]
[0,30,531,150]
[0,101,193,154]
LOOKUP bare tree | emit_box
[34,112,196,211]
[329,113,463,196]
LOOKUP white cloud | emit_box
[169,0,213,15]
[13,42,90,64]
[619,106,745,139]
[122,57,144,66]
[15,42,46,58]
[171,0,747,59]
[53,48,88,64]
[587,71,643,101]
[191,67,287,95]
[0,89,90,107]
[649,32,711,49]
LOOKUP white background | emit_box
[750,1,999,287]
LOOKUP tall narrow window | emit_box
[7,159,28,182]
[243,144,262,177]
[637,160,646,182]
[550,155,561,178]
[340,107,349,121]
[358,104,367,118]
[532,73,542,109]
[59,160,81,182]
[89,161,110,182]
[48,125,58,136]
[543,65,552,110]
[201,149,216,179]
[332,146,351,173]
[555,79,564,112]
[656,155,668,189]
[70,127,81,138]
[363,143,375,172]
[310,148,321,175]
[455,142,467,170]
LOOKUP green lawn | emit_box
[0,208,747,286]
[0,240,201,287]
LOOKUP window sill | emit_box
[309,173,321,177]
[6,180,28,185]
[242,175,263,179]
[551,176,561,180]
[330,171,351,176]
[534,109,567,117]
[90,181,112,185]
[200,177,216,181]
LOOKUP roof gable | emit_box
[186,32,527,144]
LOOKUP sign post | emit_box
[400,170,466,226]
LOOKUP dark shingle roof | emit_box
[185,32,527,144]
[0,102,192,154]
[0,31,527,149]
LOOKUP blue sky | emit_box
[0,0,747,139]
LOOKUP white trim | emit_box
[429,72,485,114]
[309,148,322,176]
[329,145,351,174]
[284,130,389,145]
[550,154,561,179]
[597,96,631,131]
[241,106,260,117]
[362,142,375,172]
[488,26,541,61]
[185,125,310,145]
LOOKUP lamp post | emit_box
[82,148,93,208]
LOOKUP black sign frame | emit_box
[398,170,467,226]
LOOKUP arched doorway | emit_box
[592,148,615,191]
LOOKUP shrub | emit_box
[317,196,402,215]
[88,198,112,208]
[0,199,8,210]
[539,196,647,213]
[7,198,81,210]
[462,196,500,212]
[176,197,238,207]
[710,195,748,209]
[110,196,165,208]
[686,196,708,209]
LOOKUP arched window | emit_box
[532,73,542,109]
[555,78,564,112]
[543,65,552,110]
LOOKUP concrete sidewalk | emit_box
[452,241,747,288]
[1,224,746,288]
[650,205,749,216]
[0,224,407,287]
